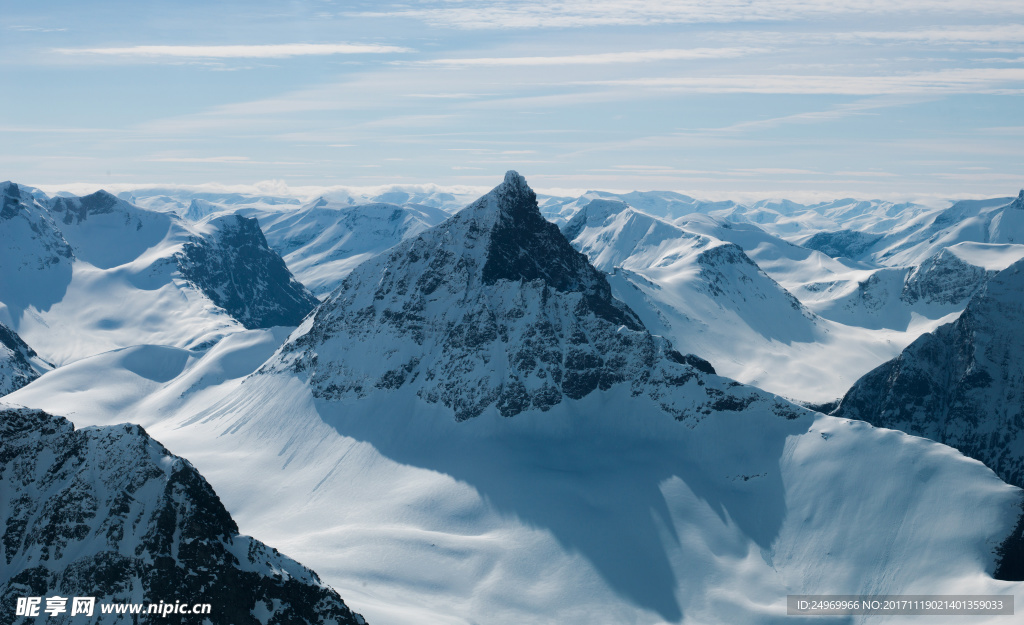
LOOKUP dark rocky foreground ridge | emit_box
[835,258,1024,489]
[0,407,366,625]
[267,171,804,422]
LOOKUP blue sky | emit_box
[3,1,1023,200]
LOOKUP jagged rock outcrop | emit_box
[900,249,992,306]
[176,215,320,329]
[266,172,790,422]
[802,229,883,260]
[0,182,74,278]
[0,323,48,396]
[0,407,366,625]
[835,258,1024,487]
[48,191,133,226]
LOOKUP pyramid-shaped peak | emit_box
[501,169,530,193]
[461,170,537,224]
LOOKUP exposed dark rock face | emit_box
[176,215,320,329]
[0,323,47,396]
[478,174,642,331]
[900,249,992,306]
[802,229,883,260]
[48,191,123,225]
[1010,189,1024,212]
[0,407,366,625]
[268,172,794,423]
[995,499,1024,581]
[0,182,74,270]
[835,259,1024,488]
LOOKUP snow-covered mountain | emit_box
[0,405,366,625]
[243,198,449,298]
[541,189,935,240]
[558,198,951,402]
[800,191,1024,269]
[0,183,315,365]
[0,182,74,325]
[542,190,737,224]
[0,323,49,396]
[834,258,1024,489]
[123,188,301,218]
[266,171,742,421]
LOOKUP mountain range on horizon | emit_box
[3,172,1024,624]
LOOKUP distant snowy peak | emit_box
[184,198,224,221]
[562,198,814,323]
[0,322,49,396]
[0,406,367,625]
[263,171,794,422]
[48,190,131,225]
[46,190,176,269]
[543,190,733,225]
[802,229,883,260]
[692,242,811,317]
[560,199,704,271]
[1010,189,1024,211]
[835,258,1024,488]
[0,182,74,270]
[256,198,449,297]
[176,215,320,329]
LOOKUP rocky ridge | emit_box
[835,258,1024,488]
[176,215,320,329]
[0,406,366,625]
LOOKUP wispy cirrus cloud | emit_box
[353,0,1024,29]
[413,47,763,66]
[54,43,412,59]
[8,25,68,33]
[842,24,1024,45]
[584,67,1024,94]
[145,156,311,165]
[703,98,923,133]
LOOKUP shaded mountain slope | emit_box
[835,258,1024,488]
